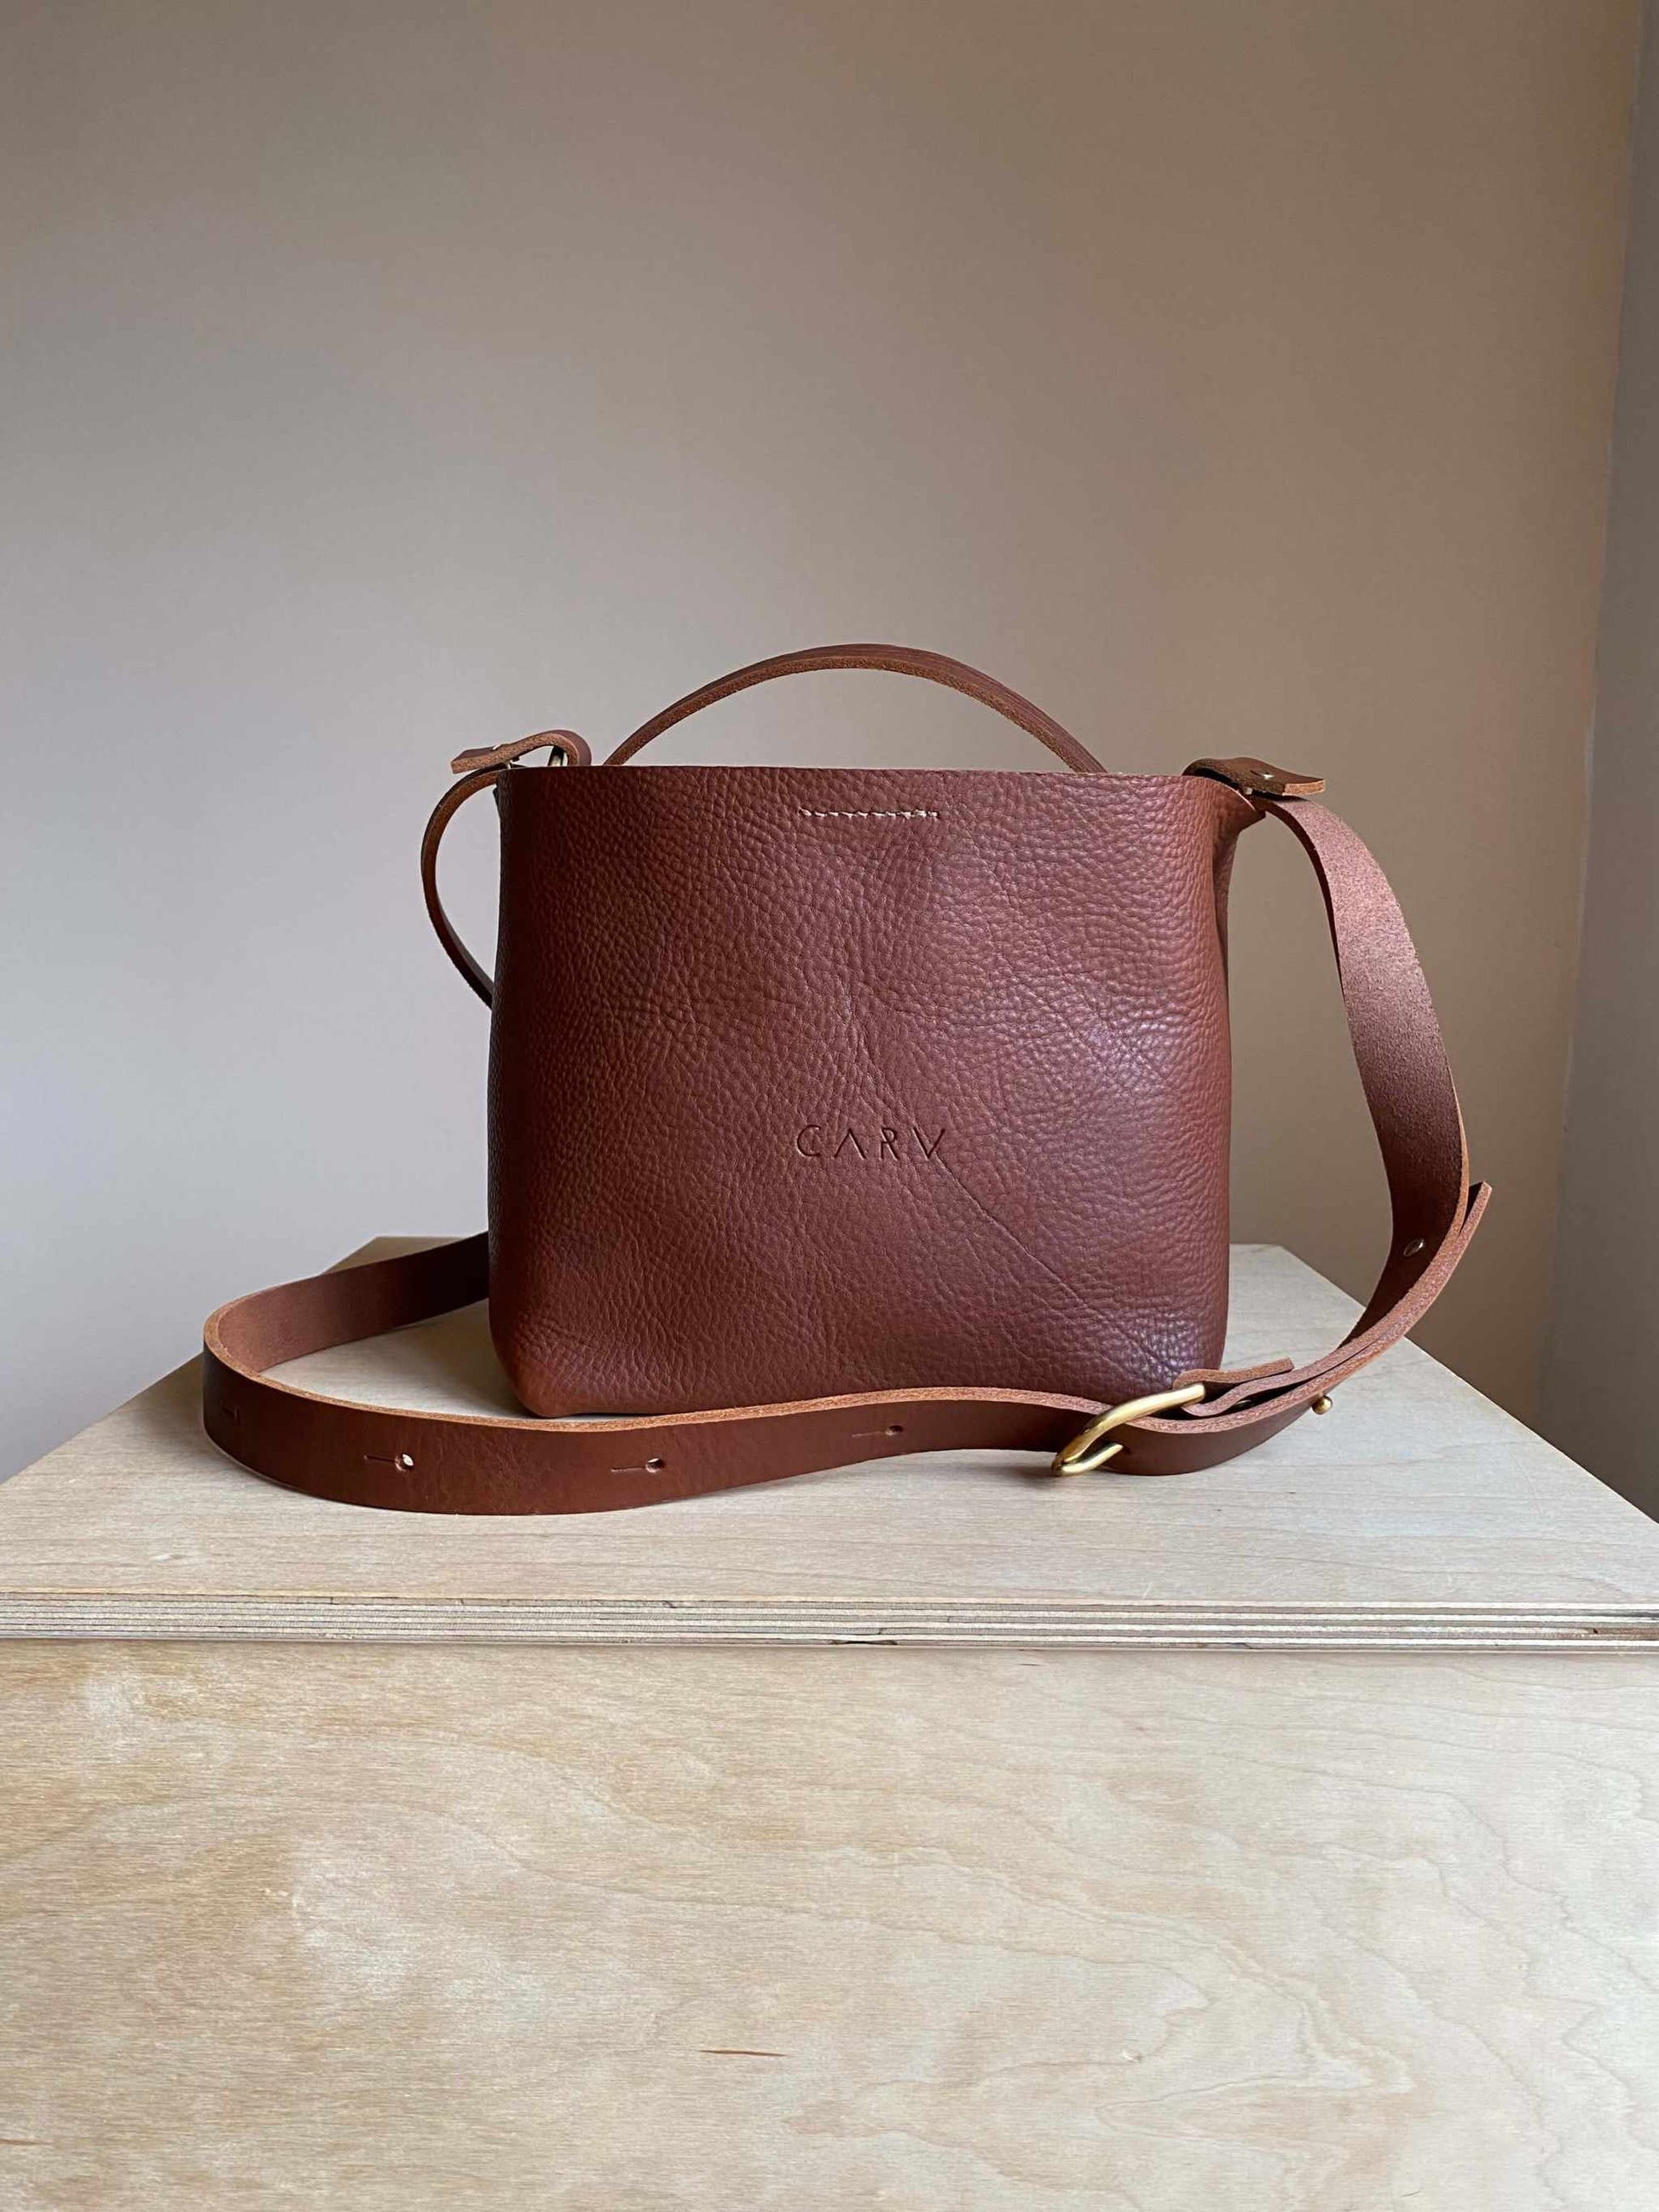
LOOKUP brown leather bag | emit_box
[204,644,1487,1513]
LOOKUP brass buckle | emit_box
[1052,1382,1208,1474]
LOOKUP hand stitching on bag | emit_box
[797,808,940,819]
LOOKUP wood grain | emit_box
[4,1244,1659,1647]
[2,1642,1656,2209]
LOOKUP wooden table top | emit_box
[5,1239,1656,1648]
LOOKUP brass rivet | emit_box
[395,1451,415,1470]
[1310,1394,1332,1416]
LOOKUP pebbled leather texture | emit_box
[202,645,1488,1513]
[489,762,1255,1416]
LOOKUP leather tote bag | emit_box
[204,644,1487,1513]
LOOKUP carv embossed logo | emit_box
[795,1123,946,1162]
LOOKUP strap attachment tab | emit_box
[449,729,592,777]
[1186,756,1326,801]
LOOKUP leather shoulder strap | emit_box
[205,751,1487,1514]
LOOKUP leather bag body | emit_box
[490,761,1251,1419]
[203,646,1488,1514]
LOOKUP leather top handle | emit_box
[604,644,1108,773]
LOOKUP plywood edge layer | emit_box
[3,1595,1657,1648]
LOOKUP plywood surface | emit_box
[4,1242,1658,1646]
[3,1642,1656,2210]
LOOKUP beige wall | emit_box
[1,0,1639,1476]
[1546,6,1659,1508]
